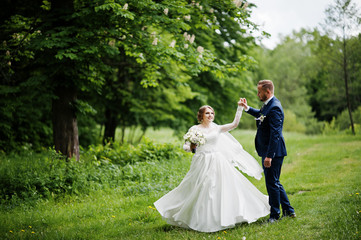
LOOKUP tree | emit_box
[250,29,321,133]
[91,0,260,144]
[0,0,54,151]
[179,1,260,127]
[0,0,260,156]
[322,0,361,134]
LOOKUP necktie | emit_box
[260,103,265,111]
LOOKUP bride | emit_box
[154,100,270,232]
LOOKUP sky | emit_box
[249,0,361,49]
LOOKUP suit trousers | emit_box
[262,156,294,219]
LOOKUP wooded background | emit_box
[1,0,360,159]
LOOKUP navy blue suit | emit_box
[246,97,294,219]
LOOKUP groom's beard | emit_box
[259,94,271,102]
[259,96,267,102]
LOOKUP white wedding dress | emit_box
[154,106,270,232]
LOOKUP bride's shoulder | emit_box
[195,123,219,132]
[188,125,199,131]
[188,124,207,132]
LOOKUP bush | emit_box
[322,117,340,135]
[304,117,324,135]
[335,106,361,134]
[0,139,190,204]
[284,110,306,133]
[322,106,361,135]
[282,109,325,135]
[78,113,101,147]
[85,138,184,166]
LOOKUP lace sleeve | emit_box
[219,106,243,132]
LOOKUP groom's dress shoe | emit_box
[267,218,278,224]
[288,213,296,218]
[282,211,296,218]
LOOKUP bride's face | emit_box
[202,108,214,124]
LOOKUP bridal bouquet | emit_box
[183,129,206,150]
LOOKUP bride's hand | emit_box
[239,98,248,108]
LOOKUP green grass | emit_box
[1,130,360,240]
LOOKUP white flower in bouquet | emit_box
[183,129,206,146]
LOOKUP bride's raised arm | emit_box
[219,104,244,132]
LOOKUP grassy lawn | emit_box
[1,130,360,240]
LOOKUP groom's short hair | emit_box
[258,80,274,93]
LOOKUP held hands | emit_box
[239,98,248,109]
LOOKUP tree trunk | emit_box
[343,35,355,134]
[52,84,80,160]
[121,125,126,144]
[103,108,118,144]
[128,125,136,144]
[136,128,147,143]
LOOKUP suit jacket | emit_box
[246,97,287,158]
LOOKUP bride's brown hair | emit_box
[197,105,215,123]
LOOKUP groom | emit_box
[240,80,295,222]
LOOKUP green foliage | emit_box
[283,110,306,133]
[1,0,261,153]
[86,138,185,166]
[307,32,361,122]
[77,113,101,147]
[0,132,360,239]
[323,106,361,135]
[93,0,260,141]
[250,34,325,134]
[0,139,190,203]
[303,117,325,135]
[322,117,340,135]
[0,7,54,151]
[0,78,53,151]
[251,25,361,135]
[308,0,361,127]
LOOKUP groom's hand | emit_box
[239,98,248,109]
[239,98,249,111]
[264,157,272,168]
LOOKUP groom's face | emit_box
[257,85,268,102]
